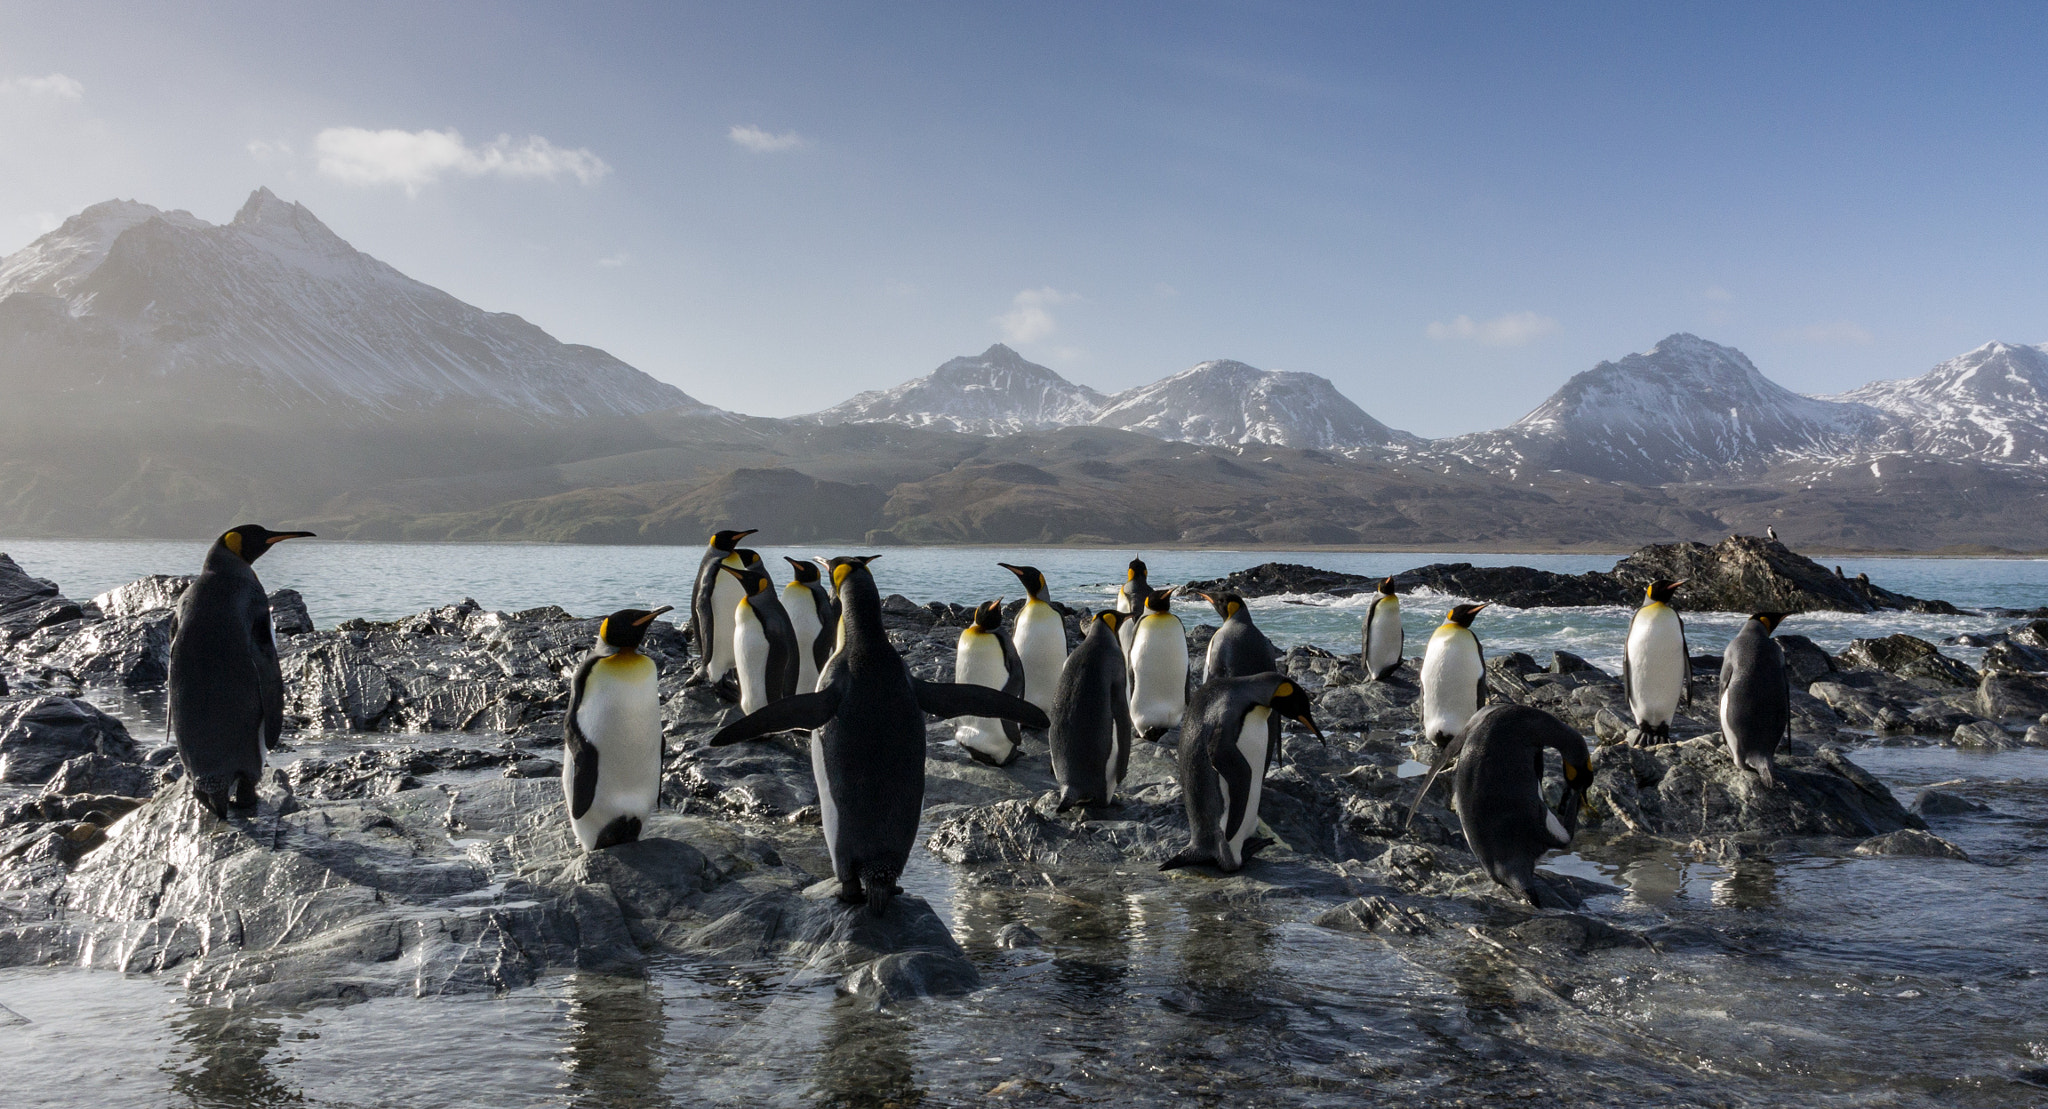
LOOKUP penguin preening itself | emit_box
[781,557,838,694]
[563,606,673,851]
[998,563,1068,715]
[1446,705,1593,909]
[1419,603,1489,746]
[721,561,800,714]
[953,599,1028,767]
[1720,612,1791,787]
[1049,610,1132,811]
[167,524,314,817]
[1362,577,1404,682]
[1160,674,1324,873]
[1116,557,1154,657]
[1127,588,1189,741]
[688,529,756,685]
[711,556,1047,912]
[1197,591,1278,682]
[1624,579,1690,744]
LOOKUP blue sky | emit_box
[3,1,2044,436]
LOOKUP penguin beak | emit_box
[266,531,316,544]
[735,529,758,540]
[1296,715,1326,745]
[1669,580,1688,590]
[634,605,673,626]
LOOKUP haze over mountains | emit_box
[3,189,2046,550]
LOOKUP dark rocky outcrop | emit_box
[1838,634,1979,689]
[1585,738,1921,840]
[0,696,138,783]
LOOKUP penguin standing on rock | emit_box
[168,524,314,817]
[711,557,1047,912]
[952,600,1028,766]
[1419,603,1489,747]
[1127,588,1189,741]
[1766,526,1779,541]
[1049,611,1131,811]
[1362,578,1404,682]
[1447,705,1593,909]
[1197,591,1278,682]
[781,557,837,693]
[1624,580,1690,744]
[688,529,755,686]
[1720,613,1791,787]
[564,606,673,851]
[998,563,1067,715]
[1116,558,1154,656]
[1160,674,1324,873]
[721,562,799,714]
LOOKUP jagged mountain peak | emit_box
[806,344,1107,435]
[1833,341,2048,466]
[1092,358,1421,450]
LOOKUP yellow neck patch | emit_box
[222,531,243,558]
[832,563,853,589]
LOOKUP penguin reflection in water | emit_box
[168,524,315,817]
[952,599,1028,767]
[711,557,1048,911]
[1721,612,1792,787]
[1160,675,1324,873]
[1624,579,1691,744]
[564,606,673,851]
[1049,610,1132,811]
[1409,704,1593,909]
[1419,603,1489,747]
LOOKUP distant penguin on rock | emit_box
[1127,588,1189,741]
[1419,603,1489,747]
[1362,577,1404,682]
[168,524,314,817]
[711,556,1047,912]
[1049,610,1131,811]
[1197,591,1278,682]
[1766,526,1779,541]
[1720,612,1791,787]
[953,599,1027,767]
[721,561,799,714]
[999,563,1068,715]
[1624,580,1690,744]
[1116,557,1154,657]
[564,605,673,851]
[688,528,755,686]
[1160,674,1324,874]
[781,557,838,693]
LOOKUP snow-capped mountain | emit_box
[1435,333,1884,484]
[1829,341,2048,467]
[806,343,1106,434]
[0,188,701,423]
[1091,359,1422,450]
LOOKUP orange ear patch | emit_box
[1275,681,1294,697]
[222,531,242,557]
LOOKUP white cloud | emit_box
[728,124,807,153]
[1783,319,1873,346]
[1426,310,1560,347]
[314,127,610,195]
[996,287,1078,344]
[596,252,630,268]
[246,138,293,162]
[1704,285,1734,302]
[0,74,83,100]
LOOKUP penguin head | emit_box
[1197,591,1245,620]
[217,524,315,564]
[1143,587,1174,614]
[784,556,821,584]
[1645,579,1686,605]
[1093,610,1123,632]
[710,528,757,552]
[1377,577,1397,597]
[1751,612,1791,634]
[1446,602,1488,628]
[971,599,1005,632]
[1267,679,1326,744]
[1125,558,1148,584]
[597,605,673,653]
[997,562,1048,599]
[718,561,774,598]
[824,555,881,594]
[734,548,764,571]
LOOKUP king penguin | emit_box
[1048,610,1131,810]
[167,524,314,817]
[711,556,1047,912]
[1197,591,1278,683]
[1445,704,1593,909]
[563,605,674,851]
[1624,579,1691,744]
[721,561,800,714]
[1362,578,1405,682]
[998,562,1068,715]
[1419,603,1489,747]
[1160,673,1324,873]
[952,599,1028,767]
[688,528,756,685]
[1116,557,1154,657]
[1720,612,1791,787]
[1127,588,1189,741]
[781,556,838,693]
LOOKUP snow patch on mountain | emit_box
[806,344,1106,434]
[1091,360,1422,450]
[1828,341,2048,467]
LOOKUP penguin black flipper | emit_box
[710,688,844,745]
[1678,611,1693,709]
[1403,733,1465,831]
[254,606,286,751]
[1473,630,1489,708]
[910,680,1051,730]
[999,628,1026,746]
[564,656,601,819]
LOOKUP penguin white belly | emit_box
[953,631,1016,762]
[1420,627,1482,741]
[1128,614,1188,735]
[783,584,823,694]
[566,655,661,850]
[733,600,772,714]
[1222,705,1272,869]
[1012,601,1067,713]
[1627,606,1687,726]
[1366,597,1403,678]
[706,563,745,678]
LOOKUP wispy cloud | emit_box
[728,124,807,153]
[1426,310,1560,347]
[996,287,1078,344]
[246,138,293,162]
[596,252,630,268]
[314,127,610,195]
[0,73,83,100]
[1704,285,1734,302]
[1782,319,1873,346]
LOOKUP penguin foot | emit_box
[1158,847,1213,872]
[1241,836,1275,860]
[594,814,643,849]
[192,787,229,820]
[230,776,260,812]
[962,744,1017,768]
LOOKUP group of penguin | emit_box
[162,525,1797,917]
